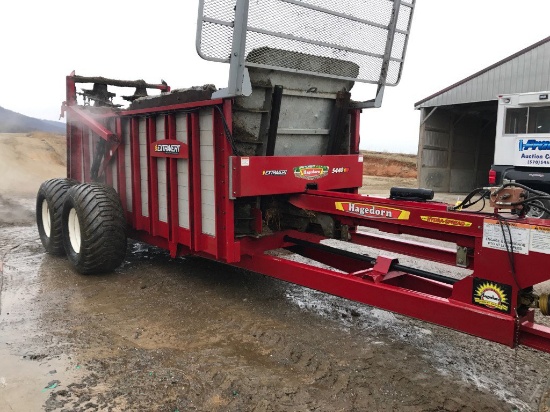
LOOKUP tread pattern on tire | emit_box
[36,178,78,255]
[526,198,550,219]
[63,183,127,274]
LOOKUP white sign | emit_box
[514,136,550,167]
[482,219,530,255]
[530,225,550,254]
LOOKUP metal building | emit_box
[415,36,550,193]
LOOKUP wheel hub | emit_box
[41,199,51,237]
[68,208,81,253]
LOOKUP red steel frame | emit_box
[63,74,550,354]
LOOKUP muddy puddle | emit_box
[1,195,550,411]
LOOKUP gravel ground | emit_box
[1,194,550,412]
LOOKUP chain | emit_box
[513,308,521,393]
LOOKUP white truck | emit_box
[490,91,550,217]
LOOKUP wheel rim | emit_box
[527,199,546,219]
[68,208,81,253]
[41,199,51,237]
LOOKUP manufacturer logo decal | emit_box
[154,144,180,154]
[335,202,410,220]
[472,278,511,313]
[294,165,329,180]
[421,216,472,227]
[262,170,287,176]
[331,167,349,174]
[518,139,550,151]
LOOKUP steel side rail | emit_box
[234,246,550,353]
[233,252,520,348]
[520,321,550,353]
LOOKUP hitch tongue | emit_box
[519,291,550,316]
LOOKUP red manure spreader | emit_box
[37,0,550,353]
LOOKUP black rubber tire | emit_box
[62,183,127,274]
[36,178,78,255]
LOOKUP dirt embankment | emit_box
[0,133,66,226]
[362,150,417,179]
[0,132,66,197]
[360,151,418,195]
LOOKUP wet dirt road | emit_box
[1,194,550,411]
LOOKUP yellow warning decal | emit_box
[335,202,410,220]
[420,216,472,227]
[530,225,550,254]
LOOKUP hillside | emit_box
[0,106,65,133]
[0,132,66,197]
[362,150,417,178]
[360,150,418,195]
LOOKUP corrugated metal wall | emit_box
[417,40,550,108]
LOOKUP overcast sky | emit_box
[1,0,549,153]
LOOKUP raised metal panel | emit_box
[157,158,168,222]
[139,118,149,217]
[199,112,213,130]
[177,177,190,229]
[156,116,165,138]
[176,113,191,229]
[275,134,326,155]
[88,130,93,181]
[199,145,215,162]
[175,113,188,143]
[199,111,216,236]
[123,119,132,212]
[111,158,118,192]
[175,113,190,228]
[156,116,168,223]
[233,69,351,155]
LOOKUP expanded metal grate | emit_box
[197,0,415,85]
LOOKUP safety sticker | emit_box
[482,219,529,255]
[241,157,250,166]
[530,225,550,254]
[420,216,472,228]
[335,202,410,220]
[472,278,512,313]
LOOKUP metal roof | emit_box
[415,36,550,109]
